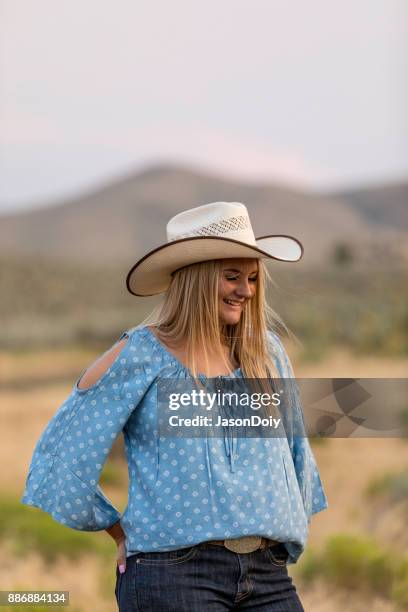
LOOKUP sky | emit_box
[1,0,407,212]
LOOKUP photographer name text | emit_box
[168,414,282,427]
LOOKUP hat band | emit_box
[167,214,256,244]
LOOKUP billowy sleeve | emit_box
[267,331,329,523]
[21,328,147,531]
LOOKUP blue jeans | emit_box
[115,542,304,611]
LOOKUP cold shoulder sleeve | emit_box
[21,327,148,531]
[267,330,329,523]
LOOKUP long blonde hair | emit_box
[140,258,289,382]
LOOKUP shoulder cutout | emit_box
[77,336,129,391]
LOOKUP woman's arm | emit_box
[77,342,129,545]
[107,519,127,574]
[106,519,126,543]
[20,329,142,531]
[267,330,329,522]
[77,337,128,390]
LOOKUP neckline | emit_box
[144,325,241,379]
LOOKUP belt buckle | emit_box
[224,536,262,553]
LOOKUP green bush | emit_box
[98,557,119,601]
[297,533,408,608]
[323,534,395,595]
[271,267,408,358]
[2,259,407,357]
[0,494,113,564]
[295,548,323,582]
[392,559,408,609]
[332,243,354,267]
[365,469,408,503]
[309,436,329,447]
[399,409,408,438]
[100,461,125,487]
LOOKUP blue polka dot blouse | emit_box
[21,324,328,564]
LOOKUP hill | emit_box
[0,164,406,267]
[330,181,408,231]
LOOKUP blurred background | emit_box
[1,1,407,610]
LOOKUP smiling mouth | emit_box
[223,299,243,308]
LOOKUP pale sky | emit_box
[1,0,407,212]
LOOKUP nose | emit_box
[235,279,255,299]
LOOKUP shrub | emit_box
[392,559,408,609]
[0,494,113,564]
[297,533,408,608]
[322,534,395,595]
[365,469,408,503]
[100,460,125,487]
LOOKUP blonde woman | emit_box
[22,202,328,611]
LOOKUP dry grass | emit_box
[298,580,398,612]
[0,539,114,612]
[293,344,408,377]
[310,438,408,551]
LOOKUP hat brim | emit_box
[126,234,303,296]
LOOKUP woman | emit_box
[22,201,328,611]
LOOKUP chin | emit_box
[220,310,242,326]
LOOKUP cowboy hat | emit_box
[126,201,303,296]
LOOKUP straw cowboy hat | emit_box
[126,201,303,296]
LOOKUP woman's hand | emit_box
[105,521,127,574]
[116,535,127,574]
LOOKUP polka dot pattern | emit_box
[21,325,328,565]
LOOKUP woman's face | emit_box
[218,258,259,325]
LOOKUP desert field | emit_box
[1,344,407,611]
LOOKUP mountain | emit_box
[0,164,406,267]
[328,181,408,231]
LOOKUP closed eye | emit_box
[225,276,258,282]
